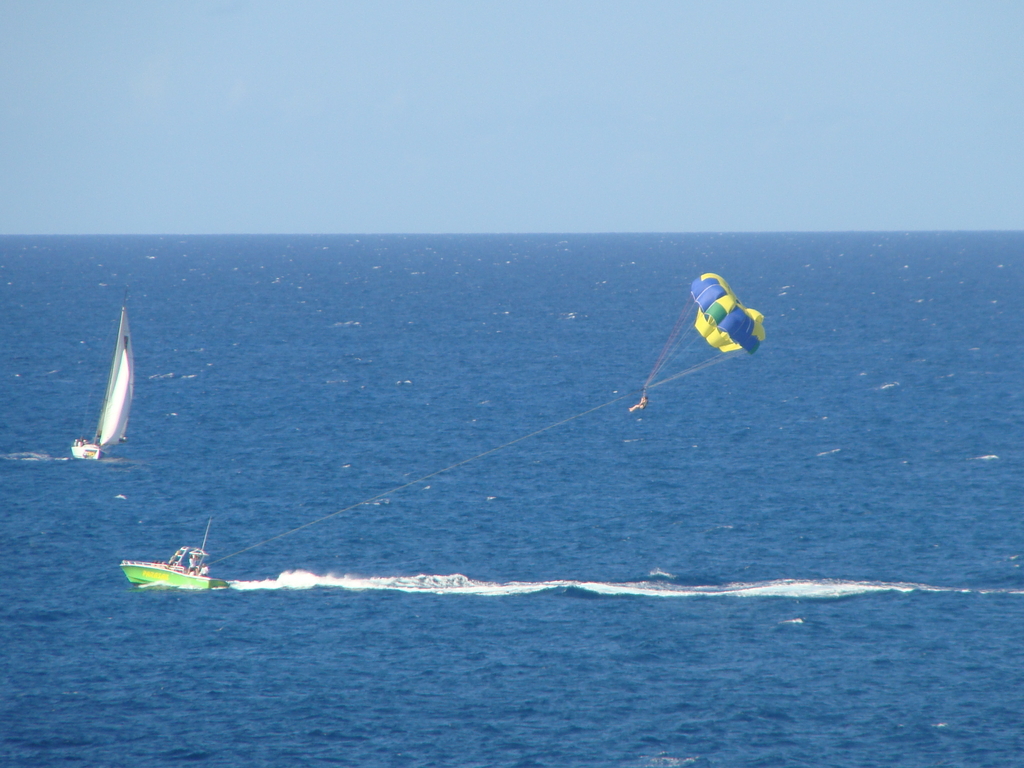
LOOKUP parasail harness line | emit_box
[212,286,751,568]
[630,297,704,411]
[645,349,742,390]
[207,390,639,566]
[643,297,698,393]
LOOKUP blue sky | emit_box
[1,1,1021,234]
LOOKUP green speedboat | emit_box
[121,545,229,589]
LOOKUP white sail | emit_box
[94,306,133,447]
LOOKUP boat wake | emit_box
[2,452,69,461]
[228,572,1021,598]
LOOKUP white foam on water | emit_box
[227,573,996,599]
[231,571,551,594]
[2,452,69,461]
[641,756,698,767]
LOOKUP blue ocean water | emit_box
[2,232,1023,767]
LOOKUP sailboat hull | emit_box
[71,442,102,460]
[120,561,229,589]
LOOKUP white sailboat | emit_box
[72,304,134,460]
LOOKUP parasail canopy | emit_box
[690,273,765,354]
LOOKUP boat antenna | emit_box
[201,517,212,552]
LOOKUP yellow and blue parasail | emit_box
[690,273,765,354]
